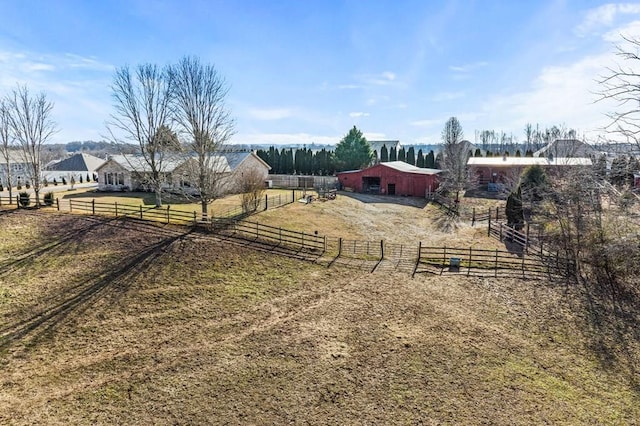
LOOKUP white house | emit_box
[0,150,30,188]
[95,151,270,194]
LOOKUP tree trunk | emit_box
[201,200,208,219]
[155,189,162,207]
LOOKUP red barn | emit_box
[337,161,441,197]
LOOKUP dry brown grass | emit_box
[255,192,504,249]
[1,210,639,424]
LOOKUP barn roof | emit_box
[379,161,441,175]
[467,157,592,166]
[338,161,441,175]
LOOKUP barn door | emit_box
[387,183,396,195]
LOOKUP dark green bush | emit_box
[43,192,54,206]
[18,191,30,207]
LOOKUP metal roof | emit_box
[467,157,592,166]
[46,153,106,172]
[379,161,442,175]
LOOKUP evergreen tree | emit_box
[525,149,534,157]
[380,144,389,162]
[406,147,415,165]
[515,149,522,157]
[425,150,435,168]
[416,149,425,168]
[334,126,373,171]
[398,147,406,163]
[505,186,524,230]
[390,146,397,161]
[594,153,608,179]
[474,148,482,157]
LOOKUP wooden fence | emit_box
[0,191,571,280]
[412,244,571,279]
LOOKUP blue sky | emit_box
[1,0,640,145]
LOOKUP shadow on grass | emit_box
[576,276,640,394]
[339,192,428,208]
[0,215,192,351]
[430,205,459,233]
[61,190,196,206]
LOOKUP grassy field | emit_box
[1,209,639,424]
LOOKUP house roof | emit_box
[467,157,593,167]
[534,139,598,158]
[45,153,106,172]
[96,151,270,174]
[0,149,26,164]
[369,140,400,154]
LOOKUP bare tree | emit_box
[598,35,640,147]
[170,56,235,218]
[441,116,468,201]
[5,86,57,207]
[238,167,266,213]
[107,64,175,207]
[0,99,16,202]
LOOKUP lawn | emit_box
[1,210,639,424]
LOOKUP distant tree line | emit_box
[256,144,440,175]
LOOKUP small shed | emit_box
[337,161,441,197]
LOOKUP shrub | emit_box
[87,173,91,182]
[79,175,83,183]
[61,177,67,185]
[18,191,30,207]
[43,192,54,206]
[0,183,3,191]
[93,173,98,182]
[53,178,58,186]
[16,184,22,190]
[25,182,31,189]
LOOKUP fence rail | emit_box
[0,190,571,280]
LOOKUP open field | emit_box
[1,210,640,424]
[253,192,506,248]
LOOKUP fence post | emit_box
[525,223,530,252]
[255,221,259,237]
[115,202,118,217]
[139,205,143,220]
[279,227,282,244]
[380,240,384,261]
[16,195,19,207]
[265,194,268,211]
[499,223,503,241]
[56,198,59,211]
[193,211,197,226]
[472,207,476,226]
[494,249,498,278]
[412,241,422,277]
[338,237,342,256]
[468,247,472,276]
[487,209,491,236]
[522,252,526,279]
[441,246,446,275]
[324,235,327,253]
[496,206,499,221]
[166,205,170,224]
[92,199,95,215]
[292,190,295,203]
[69,200,73,213]
[301,230,305,249]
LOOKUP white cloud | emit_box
[363,132,386,140]
[576,3,640,36]
[429,91,465,102]
[381,71,396,81]
[349,112,370,118]
[410,118,442,127]
[247,107,293,120]
[449,61,488,73]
